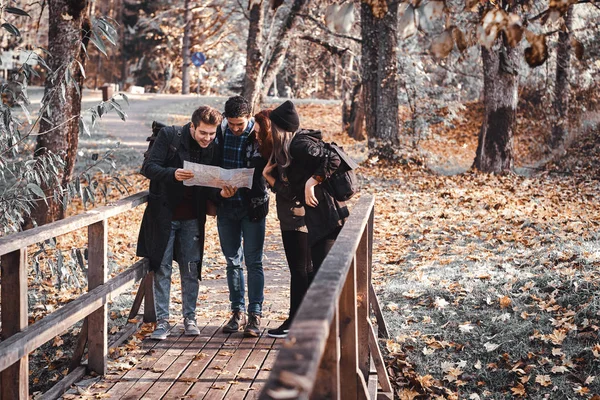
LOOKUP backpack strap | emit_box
[167,125,183,158]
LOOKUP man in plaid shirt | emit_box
[216,96,269,337]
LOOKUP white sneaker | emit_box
[184,318,200,336]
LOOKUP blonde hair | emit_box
[271,124,294,168]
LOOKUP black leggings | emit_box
[281,230,312,321]
[309,227,342,282]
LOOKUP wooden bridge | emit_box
[0,193,392,399]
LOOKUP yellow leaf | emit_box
[510,383,526,396]
[535,374,552,387]
[548,329,567,345]
[53,336,64,347]
[574,386,589,395]
[398,388,420,400]
[499,296,512,309]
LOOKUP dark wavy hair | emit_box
[254,110,273,159]
[224,95,251,118]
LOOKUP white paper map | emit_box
[182,161,254,189]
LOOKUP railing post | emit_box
[356,224,370,383]
[311,309,340,400]
[339,259,359,400]
[143,270,156,322]
[1,249,28,399]
[88,220,108,375]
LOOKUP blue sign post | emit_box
[191,52,206,95]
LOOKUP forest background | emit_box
[0,0,599,398]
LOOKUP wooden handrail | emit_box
[259,195,389,399]
[0,191,148,256]
[0,191,152,399]
[0,258,148,371]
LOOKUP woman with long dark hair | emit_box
[254,110,311,338]
[268,101,349,283]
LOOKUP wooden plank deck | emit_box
[63,219,289,400]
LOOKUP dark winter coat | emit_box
[271,166,307,233]
[136,123,220,272]
[287,129,349,246]
[214,121,269,222]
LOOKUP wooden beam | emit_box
[143,271,156,323]
[0,258,148,371]
[339,259,359,400]
[311,309,340,400]
[1,249,28,399]
[0,191,148,256]
[357,368,370,400]
[88,220,108,375]
[369,284,389,339]
[107,319,143,349]
[356,225,370,382]
[258,195,375,400]
[367,318,392,393]
[128,274,149,319]
[40,366,86,400]
[68,319,88,372]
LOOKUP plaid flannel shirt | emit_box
[221,118,255,208]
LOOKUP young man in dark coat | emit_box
[137,105,236,340]
[214,96,269,337]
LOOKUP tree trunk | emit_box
[550,7,573,150]
[360,2,378,143]
[30,0,90,226]
[241,0,264,113]
[375,0,399,145]
[473,45,518,173]
[260,0,309,99]
[181,0,192,95]
[361,0,399,147]
[341,53,364,140]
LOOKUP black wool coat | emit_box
[136,123,220,272]
[287,129,349,246]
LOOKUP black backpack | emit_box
[140,121,182,176]
[324,142,359,202]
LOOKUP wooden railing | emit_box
[260,195,393,400]
[0,191,156,399]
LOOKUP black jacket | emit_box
[136,123,220,272]
[214,121,269,222]
[287,129,349,246]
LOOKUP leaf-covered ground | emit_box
[19,100,600,399]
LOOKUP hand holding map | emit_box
[182,161,254,189]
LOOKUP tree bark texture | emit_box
[375,0,399,145]
[550,7,573,150]
[473,45,518,173]
[31,0,90,225]
[360,2,378,142]
[260,0,309,99]
[181,0,192,95]
[361,1,399,147]
[241,0,264,113]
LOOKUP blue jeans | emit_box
[217,206,266,314]
[153,219,201,321]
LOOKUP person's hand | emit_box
[220,185,238,198]
[262,158,276,179]
[175,169,194,181]
[262,158,277,187]
[305,177,319,208]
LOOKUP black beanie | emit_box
[269,100,300,132]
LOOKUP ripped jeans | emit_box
[154,219,202,321]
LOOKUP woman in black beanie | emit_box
[268,100,349,283]
[254,110,311,338]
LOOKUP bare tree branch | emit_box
[297,13,362,43]
[299,35,354,56]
